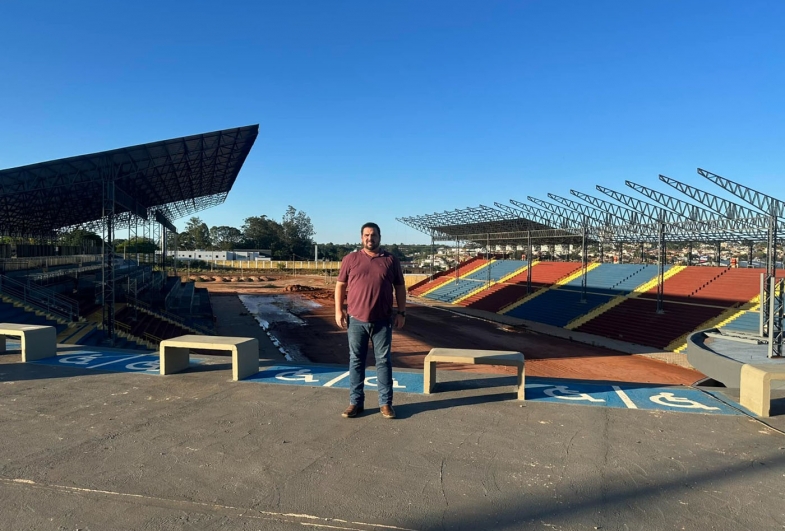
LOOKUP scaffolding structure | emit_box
[398,168,783,357]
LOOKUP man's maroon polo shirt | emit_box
[338,249,404,322]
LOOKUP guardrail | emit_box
[0,274,80,322]
[127,298,215,336]
[144,332,163,345]
[178,260,342,271]
[28,264,103,283]
[0,255,103,273]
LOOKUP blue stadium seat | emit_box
[503,289,614,327]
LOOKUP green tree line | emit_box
[60,206,422,262]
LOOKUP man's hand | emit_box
[334,281,348,329]
[394,313,406,329]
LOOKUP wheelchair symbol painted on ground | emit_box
[58,354,103,365]
[27,355,743,415]
[526,378,740,415]
[543,385,605,402]
[251,366,422,393]
[126,360,160,372]
[649,391,720,411]
[275,369,318,383]
[364,376,406,389]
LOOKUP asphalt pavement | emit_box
[2,350,785,531]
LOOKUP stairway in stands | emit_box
[425,260,528,304]
[408,257,485,296]
[459,261,571,312]
[0,299,68,336]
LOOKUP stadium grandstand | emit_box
[399,168,785,364]
[0,125,258,348]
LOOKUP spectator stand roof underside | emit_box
[0,125,259,237]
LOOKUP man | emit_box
[335,222,406,419]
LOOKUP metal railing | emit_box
[28,264,103,283]
[0,255,102,273]
[0,274,80,322]
[127,298,215,336]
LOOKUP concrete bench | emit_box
[159,335,259,381]
[739,363,785,417]
[0,323,57,362]
[424,348,525,400]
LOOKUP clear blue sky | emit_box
[1,1,783,245]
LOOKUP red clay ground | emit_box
[199,274,705,386]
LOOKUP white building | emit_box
[165,249,272,261]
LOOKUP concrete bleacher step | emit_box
[420,260,490,298]
[57,322,89,344]
[665,302,752,353]
[410,257,485,295]
[453,261,530,305]
[499,262,599,315]
[0,295,72,326]
[574,298,724,350]
[565,265,685,330]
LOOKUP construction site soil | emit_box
[197,273,705,386]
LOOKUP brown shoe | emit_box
[342,404,364,418]
[380,405,396,419]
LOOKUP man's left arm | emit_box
[393,283,407,329]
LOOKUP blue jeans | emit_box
[347,316,393,407]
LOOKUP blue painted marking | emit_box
[525,378,742,416]
[31,351,205,375]
[525,378,627,408]
[246,365,424,394]
[26,356,743,416]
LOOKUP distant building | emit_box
[164,249,272,261]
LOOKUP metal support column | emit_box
[747,241,754,268]
[102,177,116,344]
[762,215,778,338]
[766,277,784,358]
[716,241,722,267]
[526,232,532,295]
[158,225,169,274]
[580,225,588,303]
[486,234,491,289]
[455,238,460,281]
[430,234,434,280]
[656,222,666,314]
[688,241,693,266]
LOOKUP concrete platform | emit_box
[1,348,785,530]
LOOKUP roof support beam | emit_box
[154,210,177,233]
[114,184,148,220]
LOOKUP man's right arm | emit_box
[334,281,348,328]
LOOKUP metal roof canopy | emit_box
[398,167,783,356]
[0,125,259,236]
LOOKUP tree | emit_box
[317,243,356,261]
[210,226,243,251]
[280,206,315,260]
[60,229,103,248]
[116,237,158,254]
[179,217,211,250]
[242,215,283,254]
[387,244,408,261]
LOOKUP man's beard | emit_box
[364,242,380,251]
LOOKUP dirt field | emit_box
[199,273,706,386]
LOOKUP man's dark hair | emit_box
[361,222,381,235]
